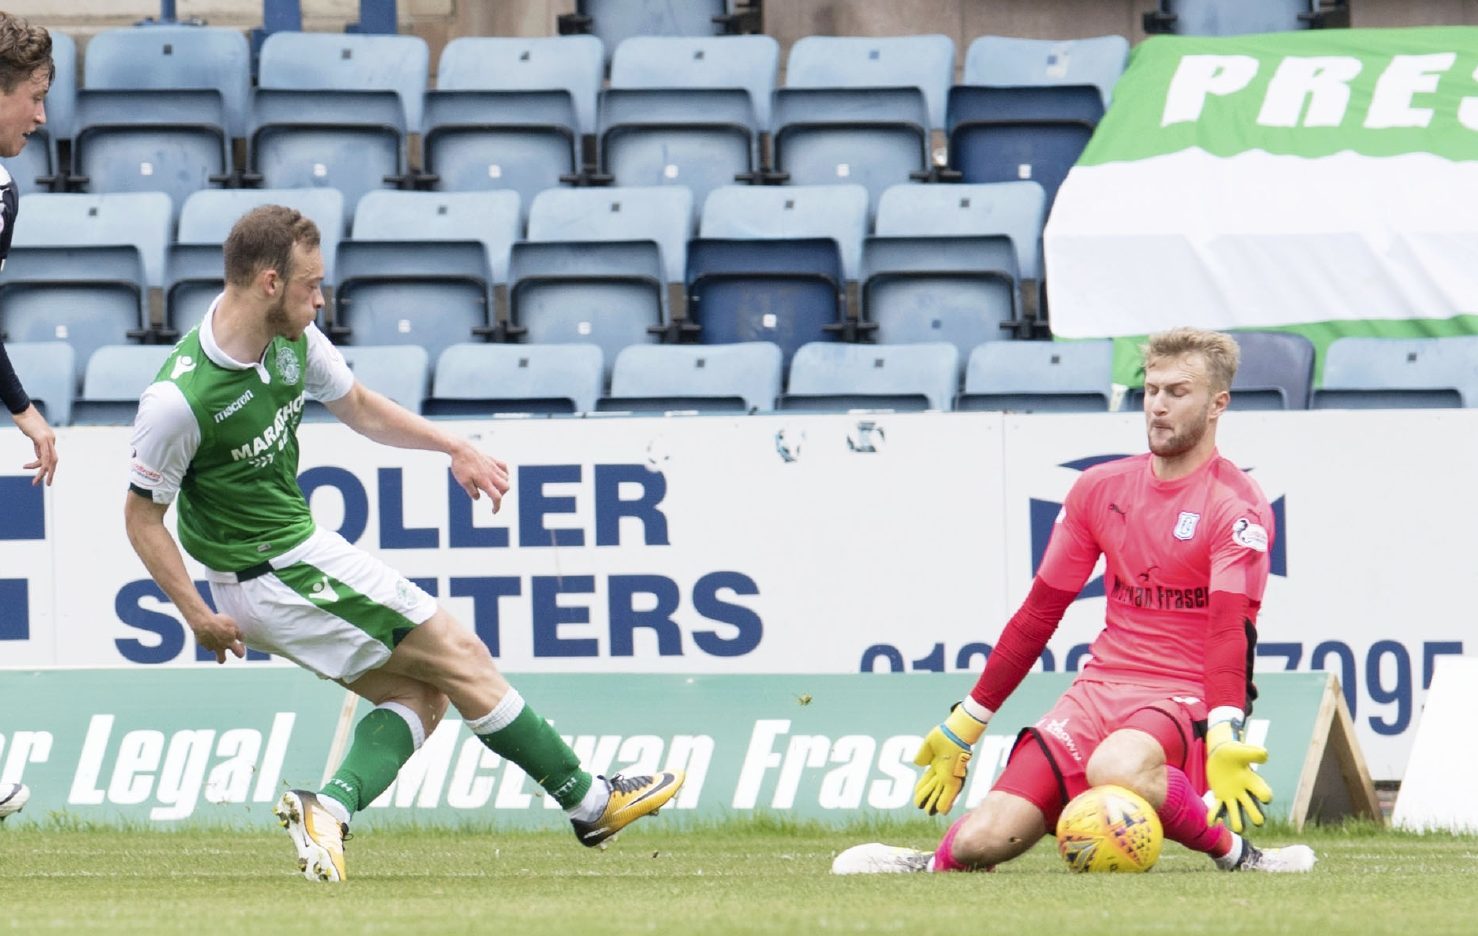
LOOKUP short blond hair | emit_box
[1142,327,1240,393]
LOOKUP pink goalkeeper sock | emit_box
[928,816,999,869]
[933,818,970,872]
[1160,766,1233,858]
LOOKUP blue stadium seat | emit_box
[685,238,845,366]
[72,344,174,425]
[331,240,492,365]
[506,240,665,382]
[71,89,231,223]
[1146,0,1324,35]
[600,341,782,413]
[875,181,1047,281]
[770,87,930,220]
[426,343,604,416]
[1230,331,1316,410]
[963,35,1130,108]
[946,87,1101,206]
[245,88,407,230]
[958,340,1113,412]
[611,35,779,127]
[0,246,147,389]
[700,183,869,280]
[781,341,959,412]
[83,25,253,139]
[258,31,428,133]
[7,342,75,426]
[861,236,1024,366]
[597,87,757,224]
[13,191,171,288]
[564,0,730,64]
[784,34,955,132]
[947,84,1106,125]
[420,89,578,228]
[528,186,692,283]
[1312,336,1475,409]
[1,134,53,195]
[44,30,76,141]
[330,345,430,417]
[163,242,224,337]
[178,188,345,283]
[353,190,521,283]
[437,36,604,136]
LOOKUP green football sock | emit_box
[320,706,418,816]
[470,691,592,810]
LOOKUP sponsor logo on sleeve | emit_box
[1231,517,1269,552]
[129,461,162,485]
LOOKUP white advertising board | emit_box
[1,408,1472,780]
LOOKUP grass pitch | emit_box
[2,815,1474,935]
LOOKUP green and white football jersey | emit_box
[129,298,354,572]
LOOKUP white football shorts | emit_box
[204,527,438,682]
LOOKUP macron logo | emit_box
[170,356,197,381]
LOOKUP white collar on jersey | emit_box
[198,293,272,384]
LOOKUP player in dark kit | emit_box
[0,11,58,488]
[0,10,59,824]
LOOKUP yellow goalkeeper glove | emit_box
[913,701,990,815]
[1205,714,1273,834]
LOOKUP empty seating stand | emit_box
[331,240,493,366]
[780,341,959,412]
[600,341,782,413]
[83,25,253,139]
[71,89,231,222]
[597,87,758,225]
[424,36,602,224]
[861,236,1024,367]
[963,35,1129,108]
[946,86,1103,207]
[7,342,75,425]
[1144,0,1338,35]
[560,0,748,65]
[1312,336,1476,409]
[700,183,869,280]
[72,344,173,425]
[958,340,1113,412]
[685,238,846,365]
[426,343,604,416]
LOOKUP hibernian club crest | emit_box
[275,345,301,385]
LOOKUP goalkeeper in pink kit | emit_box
[835,327,1315,874]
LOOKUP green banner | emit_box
[0,669,1330,829]
[1081,27,1478,165]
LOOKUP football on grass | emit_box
[1056,784,1162,872]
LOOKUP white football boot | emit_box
[274,790,348,882]
[831,843,934,875]
[0,782,29,820]
[1225,840,1317,873]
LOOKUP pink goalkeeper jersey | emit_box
[1038,450,1274,694]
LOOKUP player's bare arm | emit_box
[123,492,244,663]
[324,381,510,512]
[11,402,55,485]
